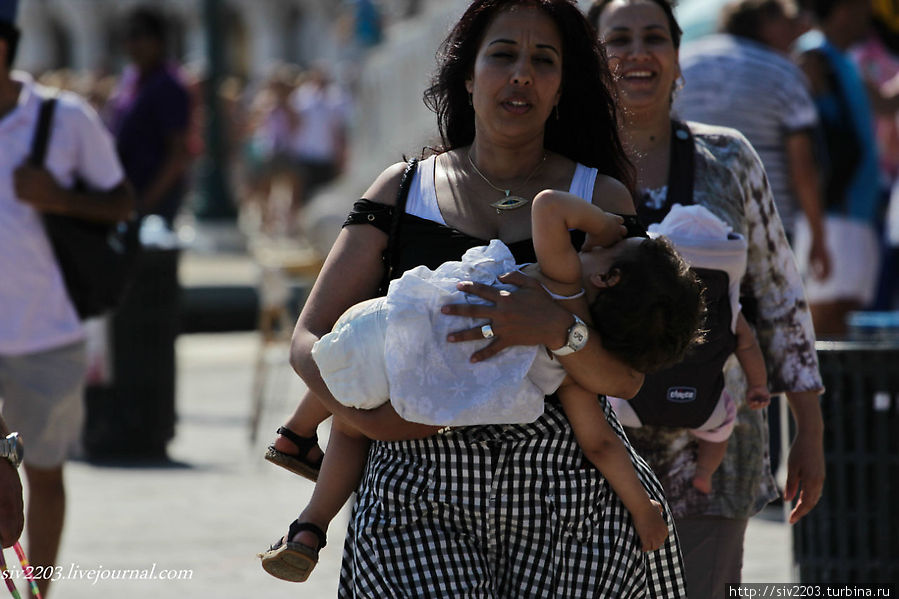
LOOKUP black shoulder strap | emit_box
[636,120,695,227]
[667,119,695,208]
[380,158,419,294]
[29,97,58,167]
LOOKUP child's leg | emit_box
[292,417,370,545]
[690,389,737,493]
[692,437,728,494]
[272,390,331,462]
[261,418,370,582]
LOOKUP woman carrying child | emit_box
[265,0,691,595]
[261,188,705,582]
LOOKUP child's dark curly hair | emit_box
[588,237,706,373]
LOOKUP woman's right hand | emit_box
[441,270,570,362]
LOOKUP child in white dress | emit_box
[259,190,706,582]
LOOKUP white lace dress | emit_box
[312,240,565,426]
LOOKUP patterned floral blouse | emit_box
[626,121,824,519]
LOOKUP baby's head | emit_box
[582,235,706,373]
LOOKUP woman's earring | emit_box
[669,75,686,104]
[468,93,473,106]
[554,104,560,121]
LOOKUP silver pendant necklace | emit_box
[467,150,547,214]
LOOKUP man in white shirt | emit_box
[0,2,133,595]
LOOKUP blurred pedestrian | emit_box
[241,64,301,236]
[94,5,188,460]
[0,0,133,594]
[108,5,191,228]
[794,0,890,335]
[675,0,829,274]
[286,66,351,232]
[851,9,899,311]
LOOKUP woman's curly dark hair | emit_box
[423,0,634,192]
[589,237,707,373]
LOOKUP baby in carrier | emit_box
[609,204,771,494]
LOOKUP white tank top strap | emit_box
[568,163,598,202]
[404,155,447,225]
[405,157,595,224]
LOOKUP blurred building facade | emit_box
[14,0,422,79]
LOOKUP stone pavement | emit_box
[30,330,795,599]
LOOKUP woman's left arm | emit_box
[736,136,825,522]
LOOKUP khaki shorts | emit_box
[0,342,86,468]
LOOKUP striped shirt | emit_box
[674,34,819,234]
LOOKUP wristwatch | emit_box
[0,433,24,469]
[551,314,590,356]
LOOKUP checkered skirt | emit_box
[338,399,686,598]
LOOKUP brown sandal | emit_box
[264,426,323,482]
[259,520,327,582]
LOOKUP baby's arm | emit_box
[531,190,625,287]
[735,312,771,409]
[557,377,668,552]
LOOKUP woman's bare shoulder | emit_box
[362,161,414,206]
[592,174,635,214]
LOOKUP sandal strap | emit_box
[287,520,327,550]
[276,426,319,454]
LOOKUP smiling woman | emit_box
[588,1,826,597]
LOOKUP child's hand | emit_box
[581,213,626,251]
[746,385,771,410]
[633,500,668,552]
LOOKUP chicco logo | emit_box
[667,387,697,403]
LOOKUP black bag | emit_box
[29,97,140,319]
[630,121,739,428]
[378,158,419,295]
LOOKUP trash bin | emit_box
[792,341,899,584]
[83,218,181,460]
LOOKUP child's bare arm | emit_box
[557,377,668,551]
[735,312,770,408]
[531,189,626,286]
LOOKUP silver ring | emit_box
[481,324,495,339]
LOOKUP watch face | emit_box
[570,323,588,349]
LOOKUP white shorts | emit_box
[609,389,737,443]
[793,215,880,305]
[0,342,87,468]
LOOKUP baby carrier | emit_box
[628,121,745,428]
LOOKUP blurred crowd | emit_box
[31,58,354,240]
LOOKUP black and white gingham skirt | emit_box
[338,399,686,598]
